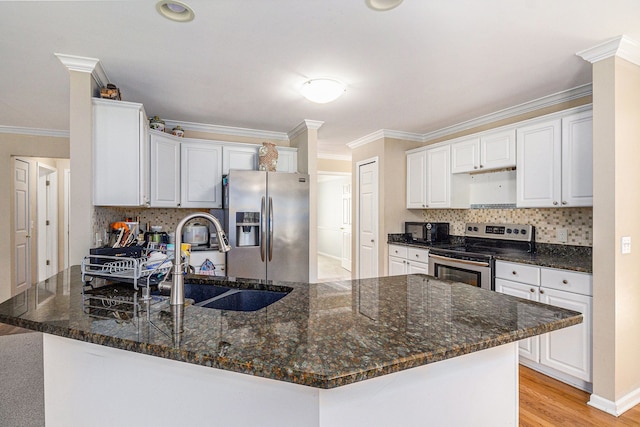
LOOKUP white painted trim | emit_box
[577,35,640,67]
[317,250,342,262]
[355,156,379,279]
[318,153,352,161]
[589,388,640,417]
[164,119,290,141]
[63,169,70,270]
[346,84,592,149]
[288,119,325,140]
[0,125,69,138]
[54,53,109,87]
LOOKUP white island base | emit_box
[43,334,519,427]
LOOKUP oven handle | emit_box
[428,253,490,268]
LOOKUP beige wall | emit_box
[1,134,69,302]
[318,158,351,173]
[592,56,640,403]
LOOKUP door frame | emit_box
[37,162,58,281]
[355,157,379,280]
[12,157,31,296]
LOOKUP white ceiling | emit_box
[1,1,639,158]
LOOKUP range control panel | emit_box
[465,223,534,242]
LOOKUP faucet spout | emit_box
[172,212,230,306]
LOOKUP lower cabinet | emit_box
[388,245,429,276]
[495,261,592,391]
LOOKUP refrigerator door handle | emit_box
[260,196,266,262]
[268,196,274,262]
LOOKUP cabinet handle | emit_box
[530,288,535,293]
[473,166,478,170]
[540,289,545,294]
[562,201,567,205]
[512,271,517,275]
[562,279,568,284]
[479,164,484,168]
[371,239,375,243]
[553,201,558,206]
[403,260,406,264]
[415,254,419,258]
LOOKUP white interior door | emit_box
[341,181,352,271]
[14,158,30,295]
[38,163,58,281]
[63,169,71,270]
[357,159,378,279]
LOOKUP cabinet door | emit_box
[406,150,427,208]
[93,99,146,206]
[539,287,592,382]
[495,278,539,362]
[561,110,593,207]
[451,138,479,173]
[150,133,181,207]
[276,147,298,173]
[223,144,257,174]
[181,141,223,208]
[388,256,407,276]
[407,260,429,275]
[425,145,451,208]
[480,129,516,170]
[516,119,562,208]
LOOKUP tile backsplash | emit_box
[420,207,592,246]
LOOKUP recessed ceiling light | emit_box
[156,1,195,22]
[300,79,346,104]
[365,0,403,11]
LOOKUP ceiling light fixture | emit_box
[300,79,346,104]
[156,1,195,22]
[365,0,403,11]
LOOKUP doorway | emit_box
[37,163,58,281]
[317,173,352,281]
[356,157,379,279]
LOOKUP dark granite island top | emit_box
[0,266,582,390]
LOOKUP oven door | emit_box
[428,253,493,291]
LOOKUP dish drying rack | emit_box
[81,243,174,320]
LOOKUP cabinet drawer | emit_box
[541,268,592,296]
[407,247,429,263]
[389,245,408,258]
[495,261,540,285]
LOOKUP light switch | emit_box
[556,228,568,243]
[622,236,631,254]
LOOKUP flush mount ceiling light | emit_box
[365,0,403,11]
[156,1,195,22]
[300,79,346,104]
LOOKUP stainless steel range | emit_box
[428,223,535,291]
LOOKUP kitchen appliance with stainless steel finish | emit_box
[224,170,309,282]
[428,222,535,291]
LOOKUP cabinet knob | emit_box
[540,289,545,294]
[371,239,375,243]
[403,260,406,264]
[512,271,517,275]
[562,201,567,205]
[530,288,535,293]
[479,164,484,169]
[416,254,419,258]
[473,166,478,170]
[562,279,568,284]
[553,201,559,206]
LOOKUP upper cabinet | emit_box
[425,145,451,209]
[223,144,257,174]
[150,132,181,207]
[451,129,516,174]
[93,99,149,206]
[276,147,298,173]
[516,110,592,208]
[406,149,427,209]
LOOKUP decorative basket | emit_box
[100,83,121,100]
[258,142,278,172]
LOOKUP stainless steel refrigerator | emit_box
[224,170,309,282]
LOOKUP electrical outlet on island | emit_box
[556,228,568,243]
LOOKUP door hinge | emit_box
[46,260,50,266]
[46,180,50,186]
[46,220,50,226]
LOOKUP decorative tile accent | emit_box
[420,207,592,246]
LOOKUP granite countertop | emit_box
[0,267,582,389]
[388,234,592,273]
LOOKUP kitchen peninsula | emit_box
[0,268,582,426]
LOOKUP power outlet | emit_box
[622,236,632,254]
[556,228,568,243]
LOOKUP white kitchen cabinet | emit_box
[516,110,592,208]
[388,256,407,276]
[150,132,181,207]
[181,141,223,208]
[276,147,298,173]
[406,149,427,209]
[451,129,516,174]
[388,244,429,276]
[93,98,149,206]
[425,145,451,209]
[495,260,592,390]
[223,144,257,174]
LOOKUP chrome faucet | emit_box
[172,212,231,306]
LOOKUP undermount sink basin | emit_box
[182,282,291,312]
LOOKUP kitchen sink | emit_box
[181,282,291,312]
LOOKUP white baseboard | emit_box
[589,387,640,417]
[317,251,342,261]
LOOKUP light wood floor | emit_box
[2,322,640,425]
[520,365,640,426]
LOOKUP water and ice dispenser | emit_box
[236,212,260,247]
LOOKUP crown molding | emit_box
[0,125,69,138]
[347,129,423,149]
[55,53,109,87]
[317,152,352,161]
[287,119,324,140]
[163,119,289,141]
[346,129,385,149]
[577,35,640,66]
